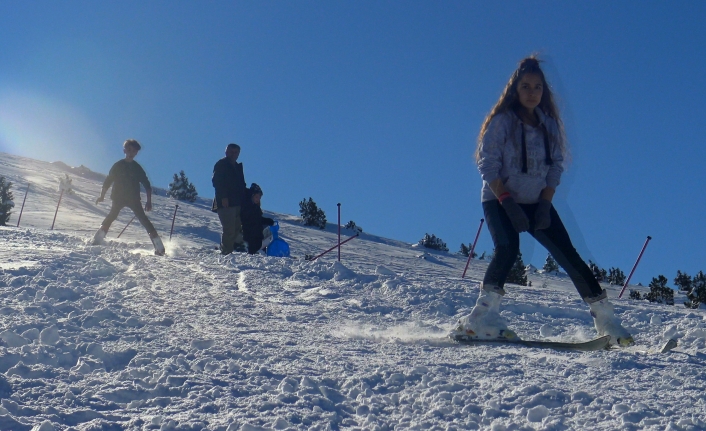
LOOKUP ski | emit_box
[452,334,611,352]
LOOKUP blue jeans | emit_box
[481,199,605,303]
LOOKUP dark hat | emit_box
[250,183,263,196]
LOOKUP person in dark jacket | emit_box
[93,139,165,255]
[212,143,247,254]
[241,183,275,254]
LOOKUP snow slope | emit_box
[1,152,706,431]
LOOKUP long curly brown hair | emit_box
[475,56,567,163]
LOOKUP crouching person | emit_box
[93,139,165,256]
[241,183,275,254]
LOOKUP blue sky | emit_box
[1,1,704,286]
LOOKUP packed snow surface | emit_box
[1,152,706,430]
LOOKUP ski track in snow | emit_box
[1,152,706,430]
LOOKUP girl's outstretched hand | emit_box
[500,197,530,233]
[535,199,552,230]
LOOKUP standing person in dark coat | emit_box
[93,139,165,255]
[212,143,247,254]
[241,183,275,255]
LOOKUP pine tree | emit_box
[458,243,477,257]
[645,275,674,305]
[543,254,559,273]
[607,267,626,286]
[459,243,470,257]
[685,271,706,309]
[0,176,14,226]
[344,220,363,234]
[299,198,327,229]
[588,260,607,282]
[58,174,74,195]
[478,251,486,260]
[419,233,449,252]
[674,270,692,292]
[167,170,198,202]
[628,290,642,300]
[507,252,528,286]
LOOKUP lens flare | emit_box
[0,89,109,169]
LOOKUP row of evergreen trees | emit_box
[451,245,706,309]
[629,276,675,305]
[298,197,367,235]
[547,256,706,309]
[629,271,706,309]
[543,254,705,309]
[419,234,448,252]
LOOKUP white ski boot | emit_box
[92,227,107,245]
[450,289,517,341]
[150,233,166,256]
[589,298,634,346]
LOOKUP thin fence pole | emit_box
[337,203,341,261]
[309,233,359,262]
[169,204,179,240]
[16,182,30,227]
[50,189,64,230]
[117,215,136,238]
[618,236,652,299]
[462,219,485,279]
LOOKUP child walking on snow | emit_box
[451,56,633,347]
[92,139,165,256]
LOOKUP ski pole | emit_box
[337,203,341,262]
[50,189,64,230]
[169,204,179,240]
[618,236,652,298]
[16,182,30,227]
[309,233,359,262]
[117,215,136,238]
[462,219,485,279]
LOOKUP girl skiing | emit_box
[451,56,633,346]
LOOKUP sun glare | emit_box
[0,89,109,169]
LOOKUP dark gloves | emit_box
[500,196,530,233]
[263,217,275,226]
[534,199,552,231]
